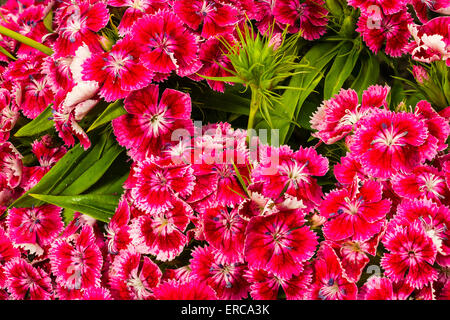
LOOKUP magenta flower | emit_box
[381,220,438,289]
[109,248,162,300]
[348,0,408,15]
[273,0,328,40]
[82,38,153,102]
[196,35,236,93]
[244,211,318,278]
[173,0,239,38]
[310,85,390,145]
[391,199,450,264]
[190,245,250,300]
[154,278,218,300]
[4,258,52,300]
[50,224,103,290]
[53,1,109,58]
[112,84,194,161]
[130,199,190,261]
[350,109,430,179]
[130,157,195,214]
[132,10,200,77]
[309,243,358,300]
[0,142,22,189]
[81,287,112,300]
[391,165,449,204]
[358,276,414,300]
[333,153,366,185]
[253,145,328,212]
[0,88,18,142]
[107,0,169,36]
[356,9,413,57]
[15,73,54,119]
[0,229,20,288]
[410,17,450,66]
[245,267,313,300]
[202,207,247,263]
[105,199,132,255]
[7,205,63,252]
[321,179,391,241]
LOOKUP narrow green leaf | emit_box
[323,42,360,99]
[0,45,16,60]
[43,10,53,32]
[196,74,245,84]
[29,194,119,223]
[87,100,126,132]
[0,25,53,55]
[14,106,54,137]
[351,54,380,98]
[11,144,85,208]
[60,143,123,195]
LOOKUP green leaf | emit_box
[351,54,380,98]
[10,133,122,208]
[43,10,53,32]
[87,100,126,132]
[60,142,123,195]
[323,42,360,99]
[29,194,119,223]
[196,84,252,115]
[14,106,54,137]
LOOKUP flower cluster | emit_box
[0,0,448,301]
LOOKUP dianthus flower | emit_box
[153,278,218,300]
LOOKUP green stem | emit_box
[0,25,53,56]
[247,88,260,144]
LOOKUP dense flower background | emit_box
[0,0,449,300]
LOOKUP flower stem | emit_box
[0,25,53,56]
[247,88,261,144]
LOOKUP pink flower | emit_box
[7,204,63,251]
[130,199,190,261]
[81,38,153,102]
[391,199,450,264]
[245,267,313,300]
[14,73,54,119]
[357,9,413,57]
[0,229,20,288]
[132,10,200,77]
[109,248,161,300]
[130,157,195,214]
[348,0,408,15]
[41,55,74,94]
[391,165,449,204]
[358,276,414,300]
[381,220,438,289]
[409,17,450,66]
[4,258,52,300]
[309,243,358,300]
[154,278,218,300]
[202,207,247,263]
[412,65,430,84]
[350,109,430,179]
[0,142,22,189]
[173,0,239,38]
[321,180,391,241]
[107,0,169,36]
[253,145,328,212]
[50,224,103,290]
[53,1,109,58]
[105,199,132,255]
[81,287,112,300]
[196,35,236,92]
[310,86,390,145]
[112,84,194,161]
[190,245,249,299]
[0,88,18,141]
[273,0,329,40]
[244,211,318,278]
[414,100,450,155]
[333,153,366,185]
